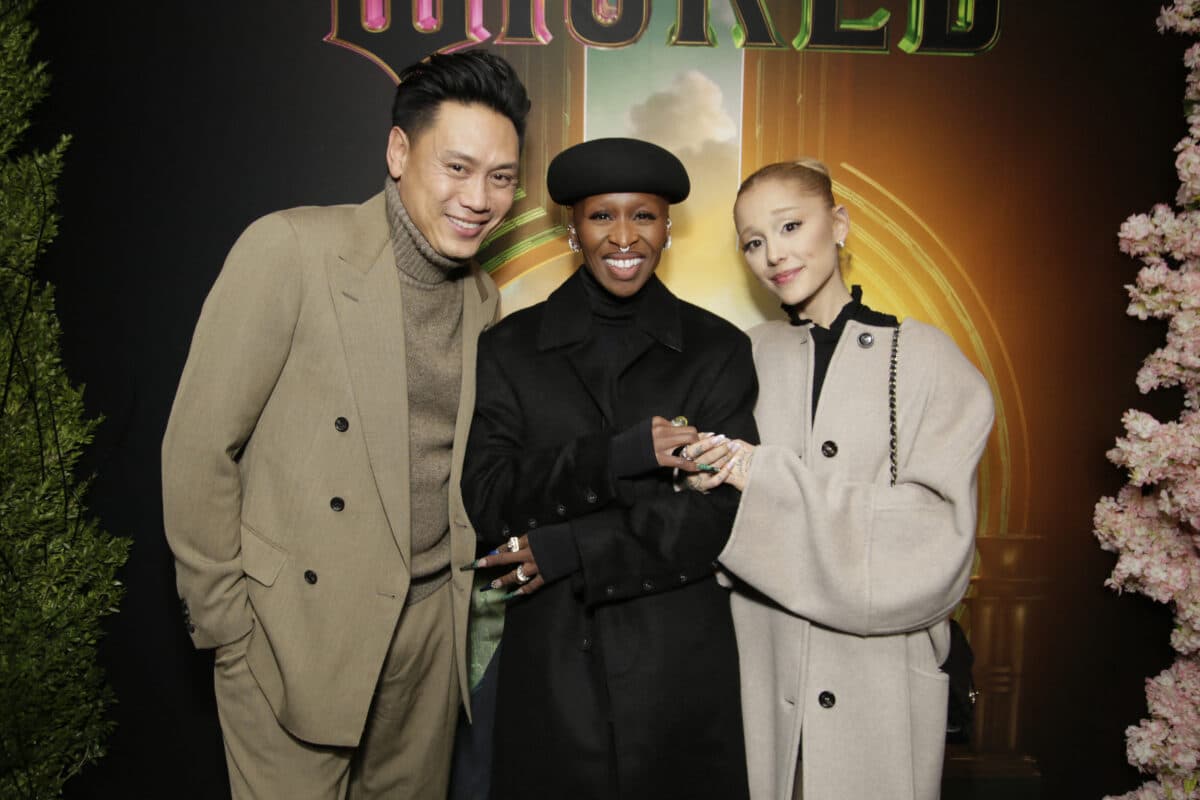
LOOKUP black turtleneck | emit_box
[784,285,898,420]
[578,265,652,380]
[576,268,661,478]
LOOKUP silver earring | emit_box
[665,218,673,250]
[568,225,581,253]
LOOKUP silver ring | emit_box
[516,564,531,583]
[507,536,520,553]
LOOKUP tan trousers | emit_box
[214,580,459,800]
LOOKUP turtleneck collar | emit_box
[578,264,645,322]
[384,178,469,285]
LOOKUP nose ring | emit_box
[618,245,631,253]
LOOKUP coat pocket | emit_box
[241,523,288,587]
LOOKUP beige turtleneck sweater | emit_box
[384,179,466,605]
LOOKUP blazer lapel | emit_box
[327,194,412,567]
[450,269,496,524]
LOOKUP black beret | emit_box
[547,138,690,206]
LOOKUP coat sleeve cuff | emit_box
[609,417,658,478]
[526,523,580,584]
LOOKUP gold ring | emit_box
[671,416,688,427]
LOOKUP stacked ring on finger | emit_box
[670,416,688,427]
[508,536,520,553]
[516,565,531,583]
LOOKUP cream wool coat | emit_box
[718,317,994,800]
[162,193,497,746]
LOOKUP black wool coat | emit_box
[463,269,757,800]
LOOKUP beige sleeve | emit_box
[720,328,994,636]
[161,212,304,649]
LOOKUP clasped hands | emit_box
[652,414,754,495]
[462,417,755,599]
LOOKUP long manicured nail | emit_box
[697,463,719,473]
[487,548,499,556]
[500,590,523,601]
[712,434,727,444]
[729,441,742,452]
[459,559,483,571]
[490,579,502,590]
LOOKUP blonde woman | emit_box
[691,160,994,800]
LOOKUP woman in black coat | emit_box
[461,138,756,800]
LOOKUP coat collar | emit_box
[536,267,683,353]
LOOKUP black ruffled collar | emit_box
[784,285,898,336]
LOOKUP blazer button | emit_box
[330,496,345,512]
[527,518,538,529]
[556,503,567,517]
[642,580,654,592]
[818,690,836,709]
[821,441,838,458]
[679,574,688,584]
[857,332,875,348]
[605,585,615,597]
[304,570,318,585]
[334,416,349,432]
[581,637,592,651]
[585,489,598,504]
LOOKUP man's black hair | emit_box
[392,50,531,147]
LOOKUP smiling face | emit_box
[385,100,520,261]
[572,192,670,298]
[734,177,852,327]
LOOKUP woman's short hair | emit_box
[392,51,531,147]
[736,158,835,208]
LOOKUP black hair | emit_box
[392,50,531,147]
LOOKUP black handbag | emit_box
[943,618,977,743]
[886,327,978,744]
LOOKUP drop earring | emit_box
[568,225,581,253]
[665,218,673,250]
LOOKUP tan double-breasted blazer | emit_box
[162,192,497,746]
[719,318,994,800]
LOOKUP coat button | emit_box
[527,518,538,529]
[857,332,874,348]
[679,574,688,584]
[304,570,318,585]
[334,416,349,432]
[581,637,591,651]
[585,488,598,504]
[818,691,836,708]
[556,503,567,517]
[642,580,654,592]
[821,441,838,458]
[330,496,345,512]
[605,585,615,596]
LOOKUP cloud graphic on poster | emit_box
[626,70,736,155]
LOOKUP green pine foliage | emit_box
[0,1,130,796]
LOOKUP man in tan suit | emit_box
[161,51,529,798]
